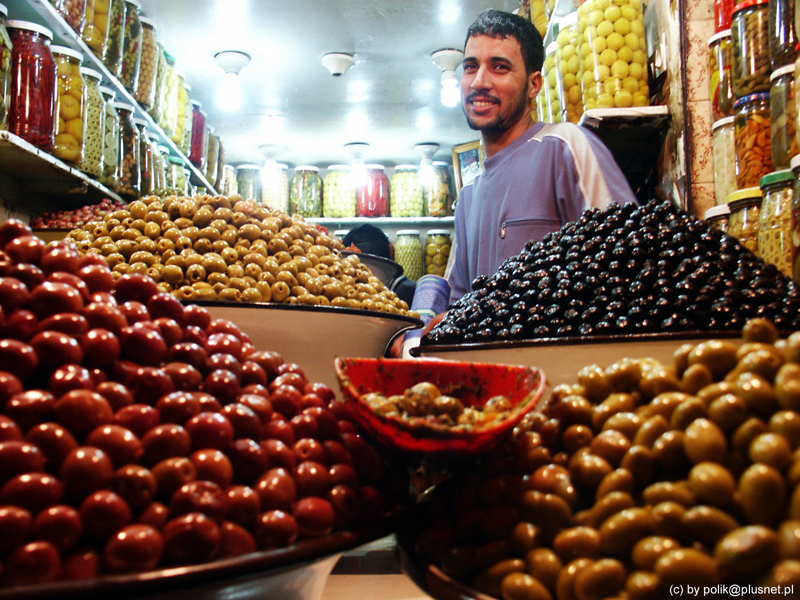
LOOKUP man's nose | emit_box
[471,65,491,90]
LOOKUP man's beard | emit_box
[463,83,531,135]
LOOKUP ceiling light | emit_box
[431,48,463,108]
[321,52,355,77]
[415,143,440,186]
[215,50,251,112]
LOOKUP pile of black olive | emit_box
[423,201,800,345]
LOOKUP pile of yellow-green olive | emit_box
[67,194,415,315]
[408,318,800,600]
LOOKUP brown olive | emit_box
[555,558,593,600]
[681,363,715,395]
[501,572,552,600]
[553,526,601,562]
[770,411,800,450]
[743,317,779,343]
[474,558,526,598]
[683,418,728,465]
[707,393,749,434]
[589,430,631,467]
[655,548,719,588]
[735,372,781,418]
[749,432,793,471]
[624,570,661,600]
[631,535,681,571]
[714,525,780,580]
[642,481,696,508]
[688,340,739,380]
[573,557,626,600]
[669,397,707,430]
[619,445,657,489]
[681,505,740,548]
[687,461,736,507]
[738,463,787,526]
[601,412,642,442]
[598,507,654,556]
[775,364,800,411]
[639,364,681,399]
[632,415,669,448]
[650,501,687,539]
[731,417,769,454]
[592,393,637,430]
[523,547,561,594]
[652,430,689,473]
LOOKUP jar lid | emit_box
[760,169,795,188]
[704,204,730,219]
[0,4,7,18]
[546,41,558,55]
[733,92,770,109]
[726,187,762,204]
[707,29,731,46]
[365,164,385,170]
[98,86,116,98]
[732,0,769,16]
[125,0,141,9]
[113,101,135,112]
[50,45,83,62]
[191,99,202,107]
[158,145,170,154]
[139,16,155,28]
[327,165,350,171]
[278,163,289,169]
[427,229,451,236]
[558,11,578,28]
[6,20,53,40]
[433,161,450,166]
[146,133,159,142]
[236,164,261,170]
[184,83,192,92]
[334,230,350,236]
[712,116,735,129]
[168,156,185,165]
[791,154,800,171]
[396,230,421,236]
[770,65,795,81]
[132,118,148,128]
[296,166,319,171]
[395,165,418,171]
[80,67,102,81]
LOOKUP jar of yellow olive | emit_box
[727,186,763,255]
[704,203,730,232]
[425,230,452,277]
[395,230,424,281]
[758,169,794,275]
[51,45,85,166]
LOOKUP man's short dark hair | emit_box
[465,9,544,76]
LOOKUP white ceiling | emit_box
[135,0,519,170]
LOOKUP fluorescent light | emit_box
[218,71,242,111]
[441,80,460,107]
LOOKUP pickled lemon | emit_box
[611,60,629,79]
[633,93,649,106]
[581,42,592,58]
[622,77,640,93]
[596,64,611,81]
[56,132,79,147]
[567,55,582,74]
[631,19,644,37]
[614,90,634,107]
[603,77,621,94]
[592,36,608,54]
[563,73,577,89]
[621,6,638,20]
[604,5,622,21]
[600,48,617,67]
[567,85,582,104]
[60,95,81,120]
[617,46,633,63]
[66,118,84,142]
[633,50,647,65]
[596,93,615,108]
[597,20,614,38]
[606,32,625,51]
[625,32,640,50]
[584,85,600,100]
[629,62,643,81]
[588,9,605,27]
[614,17,632,35]
[561,44,577,61]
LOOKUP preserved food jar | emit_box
[770,65,799,168]
[530,0,547,37]
[151,138,166,194]
[716,0,735,31]
[290,166,323,217]
[0,5,12,132]
[133,16,157,110]
[184,167,194,196]
[159,52,178,135]
[82,0,109,59]
[7,21,57,152]
[356,164,390,217]
[221,165,236,195]
[542,41,563,124]
[704,204,730,231]
[52,0,87,36]
[165,156,182,193]
[216,136,226,190]
[713,116,737,204]
[236,164,262,202]
[391,165,424,217]
[556,12,584,123]
[204,127,219,188]
[323,165,356,217]
[709,30,735,120]
[758,168,794,275]
[180,83,192,154]
[791,154,800,281]
[262,162,289,212]
[425,230,452,277]
[578,0,650,110]
[769,0,797,69]
[170,75,187,146]
[395,230,424,281]
[103,0,124,77]
[133,118,151,194]
[79,67,104,178]
[114,101,140,199]
[119,0,141,92]
[189,100,207,171]
[148,42,167,123]
[51,45,85,166]
[98,85,118,189]
[727,186,762,254]
[734,92,773,188]
[424,162,455,217]
[731,0,771,97]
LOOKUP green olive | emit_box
[687,461,736,507]
[624,570,661,600]
[595,469,635,500]
[639,364,681,399]
[605,358,642,393]
[775,364,800,411]
[652,430,689,472]
[681,505,739,548]
[697,380,738,404]
[728,347,784,383]
[551,395,593,428]
[631,536,681,571]
[509,522,541,555]
[749,432,793,471]
[592,393,637,430]
[602,412,642,442]
[589,430,631,467]
[638,392,691,422]
[742,317,779,344]
[563,424,595,455]
[529,464,578,509]
[759,559,800,591]
[619,445,657,489]
[555,558,593,600]
[598,507,654,556]
[731,416,769,454]
[569,453,613,492]
[577,365,612,403]
[474,558,525,598]
[688,340,739,380]
[770,411,800,450]
[777,520,800,559]
[707,393,749,434]
[669,396,708,430]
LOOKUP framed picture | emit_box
[452,140,486,191]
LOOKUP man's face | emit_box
[461,34,538,135]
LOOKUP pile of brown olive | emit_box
[0,219,406,587]
[408,318,800,599]
[66,194,414,316]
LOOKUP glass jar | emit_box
[103,0,124,77]
[357,164,390,217]
[133,16,157,110]
[727,186,763,254]
[262,162,289,212]
[530,0,547,37]
[713,116,737,205]
[79,67,104,178]
[704,204,730,231]
[159,52,178,136]
[166,156,186,194]
[425,230,452,277]
[0,6,12,132]
[758,169,794,275]
[99,85,118,189]
[424,162,455,217]
[205,127,219,189]
[734,92,773,188]
[323,165,355,217]
[151,139,166,195]
[119,0,141,92]
[716,0,735,31]
[170,75,187,146]
[189,100,207,171]
[769,0,797,70]
[133,118,151,195]
[395,230,424,281]
[290,166,323,217]
[184,167,194,196]
[236,164,262,202]
[391,165,423,217]
[221,164,236,196]
[180,84,192,154]
[53,0,87,36]
[148,43,167,123]
[543,41,563,124]
[114,101,140,199]
[7,21,57,152]
[731,0,771,97]
[578,0,649,110]
[556,12,585,123]
[709,30,735,121]
[216,136,226,190]
[770,65,799,169]
[51,45,85,166]
[791,154,800,282]
[82,0,109,60]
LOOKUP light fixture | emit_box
[345,142,370,187]
[321,52,355,77]
[214,50,251,112]
[415,142,440,187]
[431,49,463,108]
[259,144,285,186]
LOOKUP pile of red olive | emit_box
[30,199,127,230]
[0,219,402,587]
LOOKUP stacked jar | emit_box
[542,42,563,124]
[205,127,219,189]
[148,43,167,124]
[98,85,118,189]
[221,164,236,196]
[356,164,390,217]
[103,0,125,78]
[151,138,166,195]
[290,166,323,217]
[731,0,771,98]
[727,186,762,254]
[708,30,734,121]
[51,46,86,166]
[395,230,424,281]
[391,165,424,217]
[189,100,206,171]
[758,169,794,275]
[704,204,730,231]
[7,21,57,152]
[791,154,800,282]
[530,0,547,37]
[114,101,140,199]
[424,162,455,217]
[556,12,584,123]
[79,67,104,179]
[133,118,151,195]
[323,166,356,217]
[715,0,734,31]
[0,5,9,132]
[159,52,179,136]
[216,136,226,190]
[119,0,141,93]
[425,230,452,277]
[53,0,87,36]
[768,0,797,70]
[133,16,157,110]
[712,116,737,204]
[262,162,289,212]
[734,92,773,188]
[167,156,186,194]
[180,83,192,155]
[235,164,261,202]
[82,0,109,60]
[578,0,650,110]
[769,65,799,169]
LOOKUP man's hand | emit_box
[388,311,448,357]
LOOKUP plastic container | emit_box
[51,45,85,166]
[290,166,323,217]
[103,0,125,77]
[133,118,151,195]
[768,0,797,69]
[0,5,10,132]
[716,0,735,31]
[542,41,563,124]
[261,162,289,212]
[758,169,794,275]
[791,154,800,282]
[53,0,87,36]
[204,128,219,189]
[708,30,735,120]
[734,92,773,188]
[731,0,771,97]
[712,116,737,205]
[323,165,356,218]
[133,16,157,110]
[356,164,390,217]
[769,65,799,169]
[425,230,452,277]
[189,100,207,171]
[79,67,104,178]
[236,164,262,202]
[704,203,730,231]
[424,162,455,217]
[7,21,57,152]
[99,85,118,189]
[391,165,423,217]
[82,0,109,59]
[395,230,424,281]
[115,101,140,199]
[727,186,763,254]
[556,12,584,123]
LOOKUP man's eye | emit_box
[463,63,477,72]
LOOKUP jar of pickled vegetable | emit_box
[758,168,794,275]
[356,164,390,217]
[709,30,735,120]
[216,136,226,190]
[236,164,262,202]
[290,166,323,217]
[51,46,85,166]
[133,118,151,195]
[7,21,57,152]
[148,43,167,123]
[425,230,451,277]
[0,5,12,132]
[731,0,771,97]
[52,0,87,36]
[424,162,455,217]
[103,0,124,77]
[165,156,183,193]
[165,67,184,142]
[82,0,109,60]
[530,0,547,37]
[184,167,194,196]
[556,12,584,123]
[262,162,289,212]
[769,0,797,70]
[205,127,218,189]
[734,92,773,188]
[704,204,730,231]
[133,16,157,110]
[159,52,178,135]
[119,0,141,92]
[180,83,192,154]
[395,230,424,281]
[323,165,356,217]
[80,67,104,178]
[769,65,799,169]
[189,100,207,172]
[150,137,165,194]
[99,85,118,188]
[727,186,763,254]
[543,41,563,124]
[716,0,735,31]
[791,154,800,281]
[115,101,140,199]
[221,164,236,196]
[391,165,423,217]
[713,116,737,204]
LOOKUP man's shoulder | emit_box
[528,121,591,145]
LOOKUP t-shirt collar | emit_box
[483,121,546,173]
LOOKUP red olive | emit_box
[120,323,168,366]
[217,520,257,558]
[62,549,101,580]
[80,489,133,542]
[185,412,234,451]
[0,220,32,248]
[46,272,89,301]
[81,328,121,368]
[244,350,284,381]
[0,440,46,483]
[208,352,242,378]
[86,424,143,467]
[152,457,197,501]
[294,438,327,465]
[207,320,250,345]
[226,485,261,529]
[205,333,244,361]
[329,463,359,488]
[227,438,269,485]
[0,339,38,379]
[82,303,127,335]
[0,472,65,513]
[183,304,212,330]
[241,361,267,387]
[156,391,202,425]
[114,404,161,438]
[125,366,175,406]
[96,381,134,411]
[189,448,234,488]
[255,467,297,511]
[25,422,79,470]
[0,371,24,409]
[0,277,30,311]
[3,540,61,585]
[28,281,83,318]
[30,330,83,370]
[141,424,192,466]
[170,480,228,523]
[222,403,262,439]
[270,372,307,395]
[48,364,94,396]
[238,393,273,423]
[261,438,296,471]
[305,382,336,405]
[0,505,33,554]
[294,460,330,498]
[254,509,298,549]
[181,325,207,346]
[342,433,384,486]
[59,446,114,502]
[162,512,220,565]
[162,363,203,392]
[0,414,22,441]
[5,389,56,432]
[77,263,115,294]
[137,501,170,530]
[202,369,241,405]
[1,309,39,341]
[147,292,187,326]
[119,301,150,325]
[292,496,335,538]
[166,342,208,372]
[327,484,362,527]
[5,235,46,266]
[7,263,45,290]
[112,464,157,511]
[113,273,160,305]
[54,389,114,438]
[269,384,302,418]
[152,317,183,347]
[103,524,164,573]
[30,504,82,553]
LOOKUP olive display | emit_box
[322,167,356,218]
[423,201,800,347]
[0,219,406,586]
[407,319,800,600]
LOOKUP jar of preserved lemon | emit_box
[543,41,563,123]
[323,165,356,218]
[425,230,452,277]
[530,0,547,37]
[758,169,794,275]
[51,45,85,166]
[556,12,585,123]
[391,165,424,217]
[82,0,109,59]
[727,186,763,254]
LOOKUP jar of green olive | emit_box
[731,0,771,97]
[102,0,125,77]
[148,42,167,123]
[119,0,141,92]
[79,67,104,178]
[769,64,798,169]
[791,154,800,282]
[133,118,152,195]
[133,16,157,110]
[758,169,794,275]
[323,165,356,218]
[391,165,424,217]
[99,85,118,189]
[395,230,424,281]
[704,203,730,232]
[425,229,452,277]
[114,101,140,199]
[290,166,323,217]
[262,162,288,212]
[727,186,763,255]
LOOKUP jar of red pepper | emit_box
[356,164,390,217]
[6,21,57,152]
[715,0,735,31]
[189,100,207,172]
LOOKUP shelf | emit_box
[0,131,123,207]
[9,0,218,194]
[308,216,455,228]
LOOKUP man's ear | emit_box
[528,71,543,100]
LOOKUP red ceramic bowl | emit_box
[334,357,547,457]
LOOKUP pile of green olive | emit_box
[408,318,800,600]
[66,194,414,316]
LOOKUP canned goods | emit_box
[102,0,125,77]
[542,41,563,124]
[114,102,140,199]
[704,203,730,231]
[189,100,207,172]
[791,154,800,282]
[133,16,157,110]
[99,85,119,189]
[262,162,288,212]
[82,0,109,59]
[768,0,797,69]
[119,0,141,92]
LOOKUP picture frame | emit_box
[452,140,486,192]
